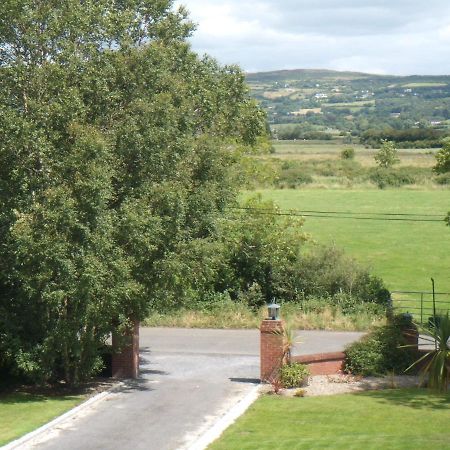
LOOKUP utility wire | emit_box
[228,206,444,218]
[226,207,445,223]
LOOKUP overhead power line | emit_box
[226,206,446,223]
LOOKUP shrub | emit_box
[287,246,390,306]
[280,168,313,188]
[344,325,417,376]
[374,140,399,168]
[279,362,310,388]
[433,140,450,174]
[368,167,417,188]
[340,147,355,160]
[435,172,450,185]
[277,163,313,188]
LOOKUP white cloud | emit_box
[176,0,450,75]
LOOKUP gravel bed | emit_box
[268,374,423,397]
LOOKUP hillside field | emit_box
[245,189,450,293]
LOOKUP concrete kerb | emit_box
[2,381,125,450]
[183,384,261,450]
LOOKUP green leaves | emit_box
[0,1,266,384]
[374,139,400,169]
[433,140,450,174]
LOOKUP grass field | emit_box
[270,140,437,168]
[0,392,83,446]
[402,82,448,88]
[246,189,450,294]
[210,389,450,450]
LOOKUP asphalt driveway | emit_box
[24,328,363,450]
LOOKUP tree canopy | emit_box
[0,0,266,384]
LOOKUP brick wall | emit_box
[260,320,285,382]
[112,320,140,379]
[292,352,346,376]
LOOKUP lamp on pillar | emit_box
[267,301,280,320]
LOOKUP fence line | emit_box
[391,290,450,324]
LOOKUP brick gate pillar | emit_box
[112,320,140,379]
[260,319,285,382]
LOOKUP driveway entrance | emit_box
[26,328,363,450]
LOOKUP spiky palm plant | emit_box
[408,312,450,392]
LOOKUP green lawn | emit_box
[210,389,450,450]
[0,392,84,446]
[245,189,450,293]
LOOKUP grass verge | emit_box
[0,392,84,446]
[209,388,450,450]
[144,302,385,331]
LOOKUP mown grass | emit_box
[209,389,450,450]
[245,189,450,294]
[0,392,83,446]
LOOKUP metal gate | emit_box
[391,290,450,324]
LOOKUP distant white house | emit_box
[315,93,328,99]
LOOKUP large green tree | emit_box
[0,0,265,384]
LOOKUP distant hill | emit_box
[245,69,450,145]
[246,68,450,84]
[246,68,375,83]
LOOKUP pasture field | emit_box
[402,82,448,88]
[323,100,376,108]
[245,189,450,293]
[269,140,437,168]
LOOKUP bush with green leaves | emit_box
[435,172,450,185]
[279,363,310,388]
[433,140,450,174]
[374,140,400,169]
[152,200,390,314]
[344,324,417,376]
[340,147,355,160]
[368,167,418,188]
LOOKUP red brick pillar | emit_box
[112,320,140,379]
[402,325,419,352]
[260,319,285,382]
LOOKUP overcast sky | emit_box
[176,0,450,75]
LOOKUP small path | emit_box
[23,328,363,450]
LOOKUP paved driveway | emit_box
[26,328,363,450]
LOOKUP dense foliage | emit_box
[152,198,390,312]
[279,362,310,388]
[0,0,266,384]
[434,140,450,174]
[267,159,433,189]
[374,140,399,169]
[344,315,417,376]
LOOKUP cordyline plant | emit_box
[407,312,450,392]
[267,321,300,393]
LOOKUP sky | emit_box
[176,0,450,75]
